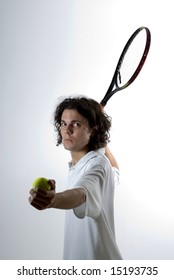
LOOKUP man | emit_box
[29,96,122,260]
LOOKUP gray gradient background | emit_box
[1,0,174,259]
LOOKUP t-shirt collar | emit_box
[68,148,105,170]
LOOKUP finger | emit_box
[28,195,41,209]
[31,186,55,197]
[29,188,38,196]
[29,188,53,203]
[29,197,46,210]
[48,179,56,190]
[33,192,53,204]
[29,194,52,210]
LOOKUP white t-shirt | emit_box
[63,148,122,260]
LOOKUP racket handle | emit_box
[100,100,106,108]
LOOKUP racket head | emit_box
[101,26,151,107]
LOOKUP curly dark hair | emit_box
[53,96,111,151]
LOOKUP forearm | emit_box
[105,145,119,169]
[50,188,86,209]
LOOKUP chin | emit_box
[63,145,72,151]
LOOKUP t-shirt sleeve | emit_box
[113,167,120,184]
[73,165,105,219]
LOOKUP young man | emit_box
[29,96,122,260]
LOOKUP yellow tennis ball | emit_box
[32,177,51,191]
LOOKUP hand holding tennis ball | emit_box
[32,177,52,191]
[29,177,56,210]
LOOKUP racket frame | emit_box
[100,26,151,107]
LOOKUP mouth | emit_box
[63,139,73,143]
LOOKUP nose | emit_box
[65,124,73,134]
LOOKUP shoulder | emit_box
[85,149,111,171]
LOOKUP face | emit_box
[60,109,92,154]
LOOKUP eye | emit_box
[72,122,81,128]
[60,121,66,128]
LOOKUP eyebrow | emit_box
[60,119,83,123]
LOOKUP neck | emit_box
[70,150,88,165]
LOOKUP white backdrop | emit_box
[1,0,174,260]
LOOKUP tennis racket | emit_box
[100,26,151,108]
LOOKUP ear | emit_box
[90,126,98,137]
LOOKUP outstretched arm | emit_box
[28,181,86,211]
[51,188,86,209]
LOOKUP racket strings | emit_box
[117,29,147,87]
